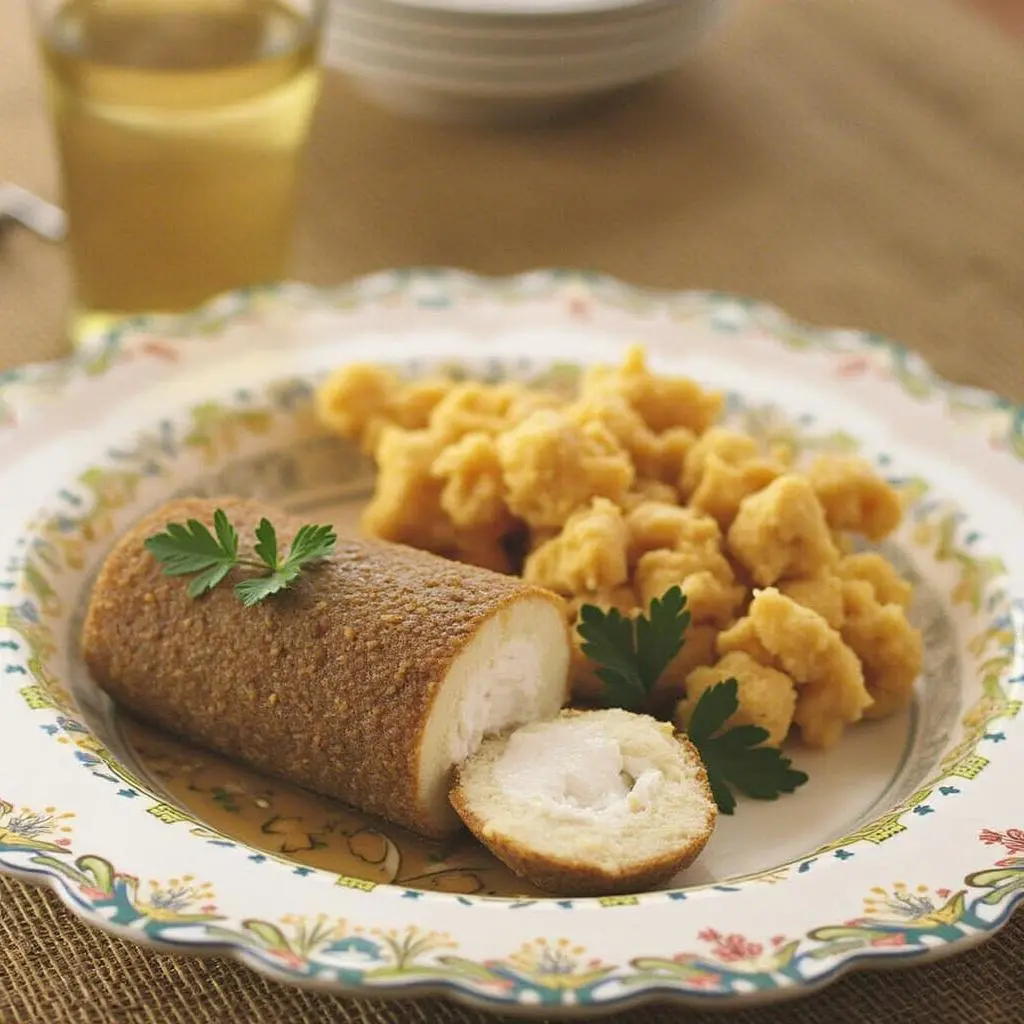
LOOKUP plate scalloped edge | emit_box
[1,269,1022,461]
[1,268,1023,1017]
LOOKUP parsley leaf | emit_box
[185,562,236,600]
[212,508,238,561]
[284,523,338,567]
[686,678,809,815]
[577,604,646,710]
[684,672,738,742]
[635,585,690,691]
[144,517,239,598]
[146,509,337,607]
[234,572,297,607]
[252,517,278,571]
[576,586,689,712]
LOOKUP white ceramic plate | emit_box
[363,0,664,20]
[1,270,1022,1016]
[331,0,710,43]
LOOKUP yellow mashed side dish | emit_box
[314,346,923,750]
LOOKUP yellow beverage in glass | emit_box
[34,0,325,340]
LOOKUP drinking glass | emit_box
[30,0,327,341]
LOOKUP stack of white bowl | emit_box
[324,0,733,125]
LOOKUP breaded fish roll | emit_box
[82,497,571,837]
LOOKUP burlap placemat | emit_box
[1,0,1023,1021]
[3,877,1023,1024]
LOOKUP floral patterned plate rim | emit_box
[0,269,1022,1016]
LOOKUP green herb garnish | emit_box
[577,585,691,712]
[684,678,808,815]
[576,586,808,813]
[145,509,336,607]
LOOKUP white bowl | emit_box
[335,0,684,35]
[327,7,725,85]
[331,0,719,54]
[375,0,658,13]
[325,0,731,123]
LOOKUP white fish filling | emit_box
[493,718,664,823]
[449,638,550,766]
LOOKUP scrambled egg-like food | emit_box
[316,346,923,749]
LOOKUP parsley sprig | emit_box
[145,509,336,607]
[576,586,808,814]
[577,586,690,712]
[686,679,808,814]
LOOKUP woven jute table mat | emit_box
[3,879,1024,1024]
[1,0,1023,1021]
